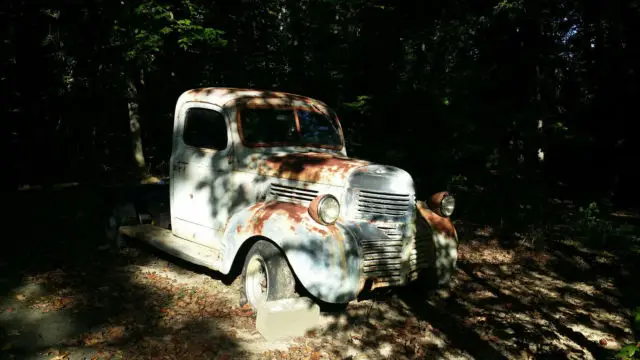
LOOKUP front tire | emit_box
[240,240,297,309]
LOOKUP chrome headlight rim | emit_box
[318,194,340,224]
[309,194,340,225]
[440,194,455,217]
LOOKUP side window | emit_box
[183,107,228,150]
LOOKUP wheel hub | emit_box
[245,255,268,307]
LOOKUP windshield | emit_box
[239,107,343,148]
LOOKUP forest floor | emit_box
[1,185,638,359]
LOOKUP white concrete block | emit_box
[256,297,320,341]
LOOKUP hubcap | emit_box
[245,255,268,307]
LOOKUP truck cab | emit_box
[116,87,458,309]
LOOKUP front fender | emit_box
[221,201,362,303]
[415,200,458,285]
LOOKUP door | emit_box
[170,102,232,249]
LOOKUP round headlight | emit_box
[309,194,340,225]
[440,195,455,217]
[318,195,340,224]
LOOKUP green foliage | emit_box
[447,174,469,190]
[175,19,227,51]
[617,307,640,359]
[494,0,524,14]
[119,1,227,66]
[575,202,617,246]
[343,95,372,112]
[618,344,639,360]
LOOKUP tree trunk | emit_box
[126,73,146,176]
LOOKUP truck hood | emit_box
[241,152,371,187]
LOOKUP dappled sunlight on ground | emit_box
[1,248,261,359]
[1,234,636,359]
[2,187,637,359]
[434,239,635,359]
[458,238,553,267]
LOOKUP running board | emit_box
[119,224,222,271]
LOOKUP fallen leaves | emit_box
[481,334,500,343]
[459,241,515,265]
[3,227,634,360]
[463,316,487,327]
[26,268,68,285]
[107,326,126,341]
[262,345,322,360]
[30,296,74,313]
[49,353,70,360]
[43,349,70,360]
[233,304,255,317]
[144,271,159,281]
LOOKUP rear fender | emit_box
[221,201,362,303]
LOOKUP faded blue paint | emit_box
[220,201,365,303]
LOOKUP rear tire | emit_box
[105,202,138,251]
[240,240,297,309]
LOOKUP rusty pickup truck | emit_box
[110,87,458,309]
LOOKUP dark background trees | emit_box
[3,0,639,236]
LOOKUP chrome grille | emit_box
[373,222,404,240]
[268,183,318,204]
[409,238,431,271]
[355,189,412,219]
[408,216,434,279]
[361,238,404,286]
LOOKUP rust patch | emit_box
[308,195,322,224]
[245,202,307,235]
[250,152,369,186]
[371,278,395,291]
[328,225,344,243]
[426,191,449,216]
[416,201,457,239]
[306,196,344,239]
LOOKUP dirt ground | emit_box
[1,187,638,359]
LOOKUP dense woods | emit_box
[5,0,639,207]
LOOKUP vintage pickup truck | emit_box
[111,87,458,309]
